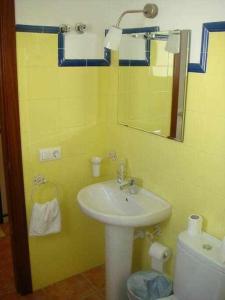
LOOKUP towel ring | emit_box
[31,175,60,204]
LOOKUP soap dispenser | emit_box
[117,159,127,184]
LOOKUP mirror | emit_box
[117,29,190,141]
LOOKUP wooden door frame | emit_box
[0,0,32,295]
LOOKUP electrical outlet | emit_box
[39,147,61,162]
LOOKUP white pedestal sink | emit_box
[77,180,171,300]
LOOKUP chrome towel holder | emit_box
[31,175,60,204]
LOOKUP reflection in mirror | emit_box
[118,27,158,66]
[117,30,190,142]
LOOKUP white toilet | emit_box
[129,230,225,300]
[171,231,225,300]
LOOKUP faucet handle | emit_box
[128,177,140,194]
[129,177,142,186]
[129,177,137,185]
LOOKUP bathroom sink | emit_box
[77,180,172,300]
[77,180,171,227]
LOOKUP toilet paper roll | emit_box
[149,242,171,273]
[187,214,203,236]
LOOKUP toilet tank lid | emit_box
[178,231,225,273]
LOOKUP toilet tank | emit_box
[174,231,225,300]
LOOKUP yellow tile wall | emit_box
[16,32,109,290]
[17,30,225,289]
[99,32,225,274]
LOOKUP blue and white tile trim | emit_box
[16,24,59,34]
[16,24,110,67]
[58,32,110,67]
[188,21,225,73]
[16,21,225,72]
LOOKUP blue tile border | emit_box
[15,22,225,72]
[16,24,110,67]
[188,21,225,73]
[16,24,59,34]
[117,26,159,66]
[58,32,110,67]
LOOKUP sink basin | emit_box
[77,180,171,227]
[77,180,172,300]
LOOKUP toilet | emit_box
[128,231,225,300]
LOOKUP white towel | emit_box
[29,198,61,236]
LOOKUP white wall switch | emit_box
[39,147,61,162]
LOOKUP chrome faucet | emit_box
[120,177,138,194]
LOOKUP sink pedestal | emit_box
[105,225,134,300]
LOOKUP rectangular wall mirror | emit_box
[117,29,190,142]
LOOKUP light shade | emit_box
[165,32,180,54]
[104,26,122,50]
